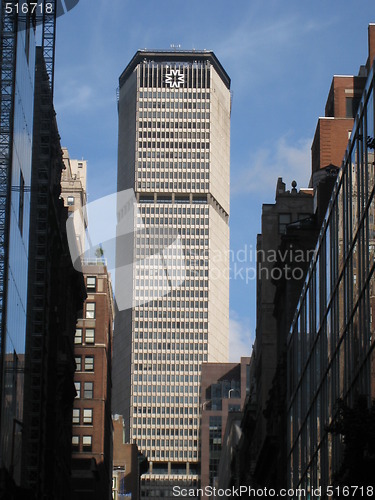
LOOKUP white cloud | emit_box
[231,135,312,197]
[215,10,327,94]
[229,312,253,362]
[55,80,94,112]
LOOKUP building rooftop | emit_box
[119,49,231,89]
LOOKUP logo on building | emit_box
[165,68,185,88]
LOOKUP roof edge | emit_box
[119,49,230,89]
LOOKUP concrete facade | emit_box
[113,50,231,498]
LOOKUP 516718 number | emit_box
[327,486,374,497]
[5,3,53,15]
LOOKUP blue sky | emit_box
[54,0,374,360]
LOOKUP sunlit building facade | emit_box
[113,50,231,497]
[287,28,375,493]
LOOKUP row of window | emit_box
[133,406,199,416]
[75,328,95,344]
[135,306,208,318]
[133,331,208,341]
[138,161,209,170]
[138,121,209,130]
[137,170,210,180]
[75,381,94,399]
[139,91,210,100]
[72,407,93,425]
[138,131,209,139]
[133,321,209,330]
[138,150,210,160]
[133,416,198,426]
[138,140,210,150]
[137,182,209,191]
[138,448,198,460]
[134,437,198,449]
[133,391,199,400]
[135,346,206,356]
[139,205,208,215]
[133,363,205,371]
[75,355,94,372]
[138,111,210,120]
[139,101,209,109]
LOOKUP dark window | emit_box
[72,436,80,452]
[279,213,291,234]
[346,96,361,118]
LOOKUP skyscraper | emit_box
[113,50,231,497]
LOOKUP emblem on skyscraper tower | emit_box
[165,68,185,88]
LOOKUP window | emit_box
[279,213,291,234]
[72,408,80,424]
[84,356,94,371]
[83,408,93,425]
[85,303,96,319]
[75,356,82,371]
[82,436,92,452]
[74,382,81,399]
[75,328,82,344]
[84,382,93,399]
[78,162,83,168]
[346,96,361,118]
[86,276,96,291]
[85,329,95,344]
[67,196,74,206]
[72,435,80,452]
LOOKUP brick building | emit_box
[71,264,114,500]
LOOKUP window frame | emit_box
[83,408,93,425]
[85,302,96,319]
[84,356,94,372]
[82,435,92,452]
[83,381,93,399]
[75,328,83,345]
[85,328,95,344]
[72,408,80,424]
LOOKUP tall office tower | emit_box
[113,50,231,497]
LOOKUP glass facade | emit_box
[287,65,375,493]
[0,16,36,482]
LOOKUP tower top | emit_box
[119,49,231,90]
